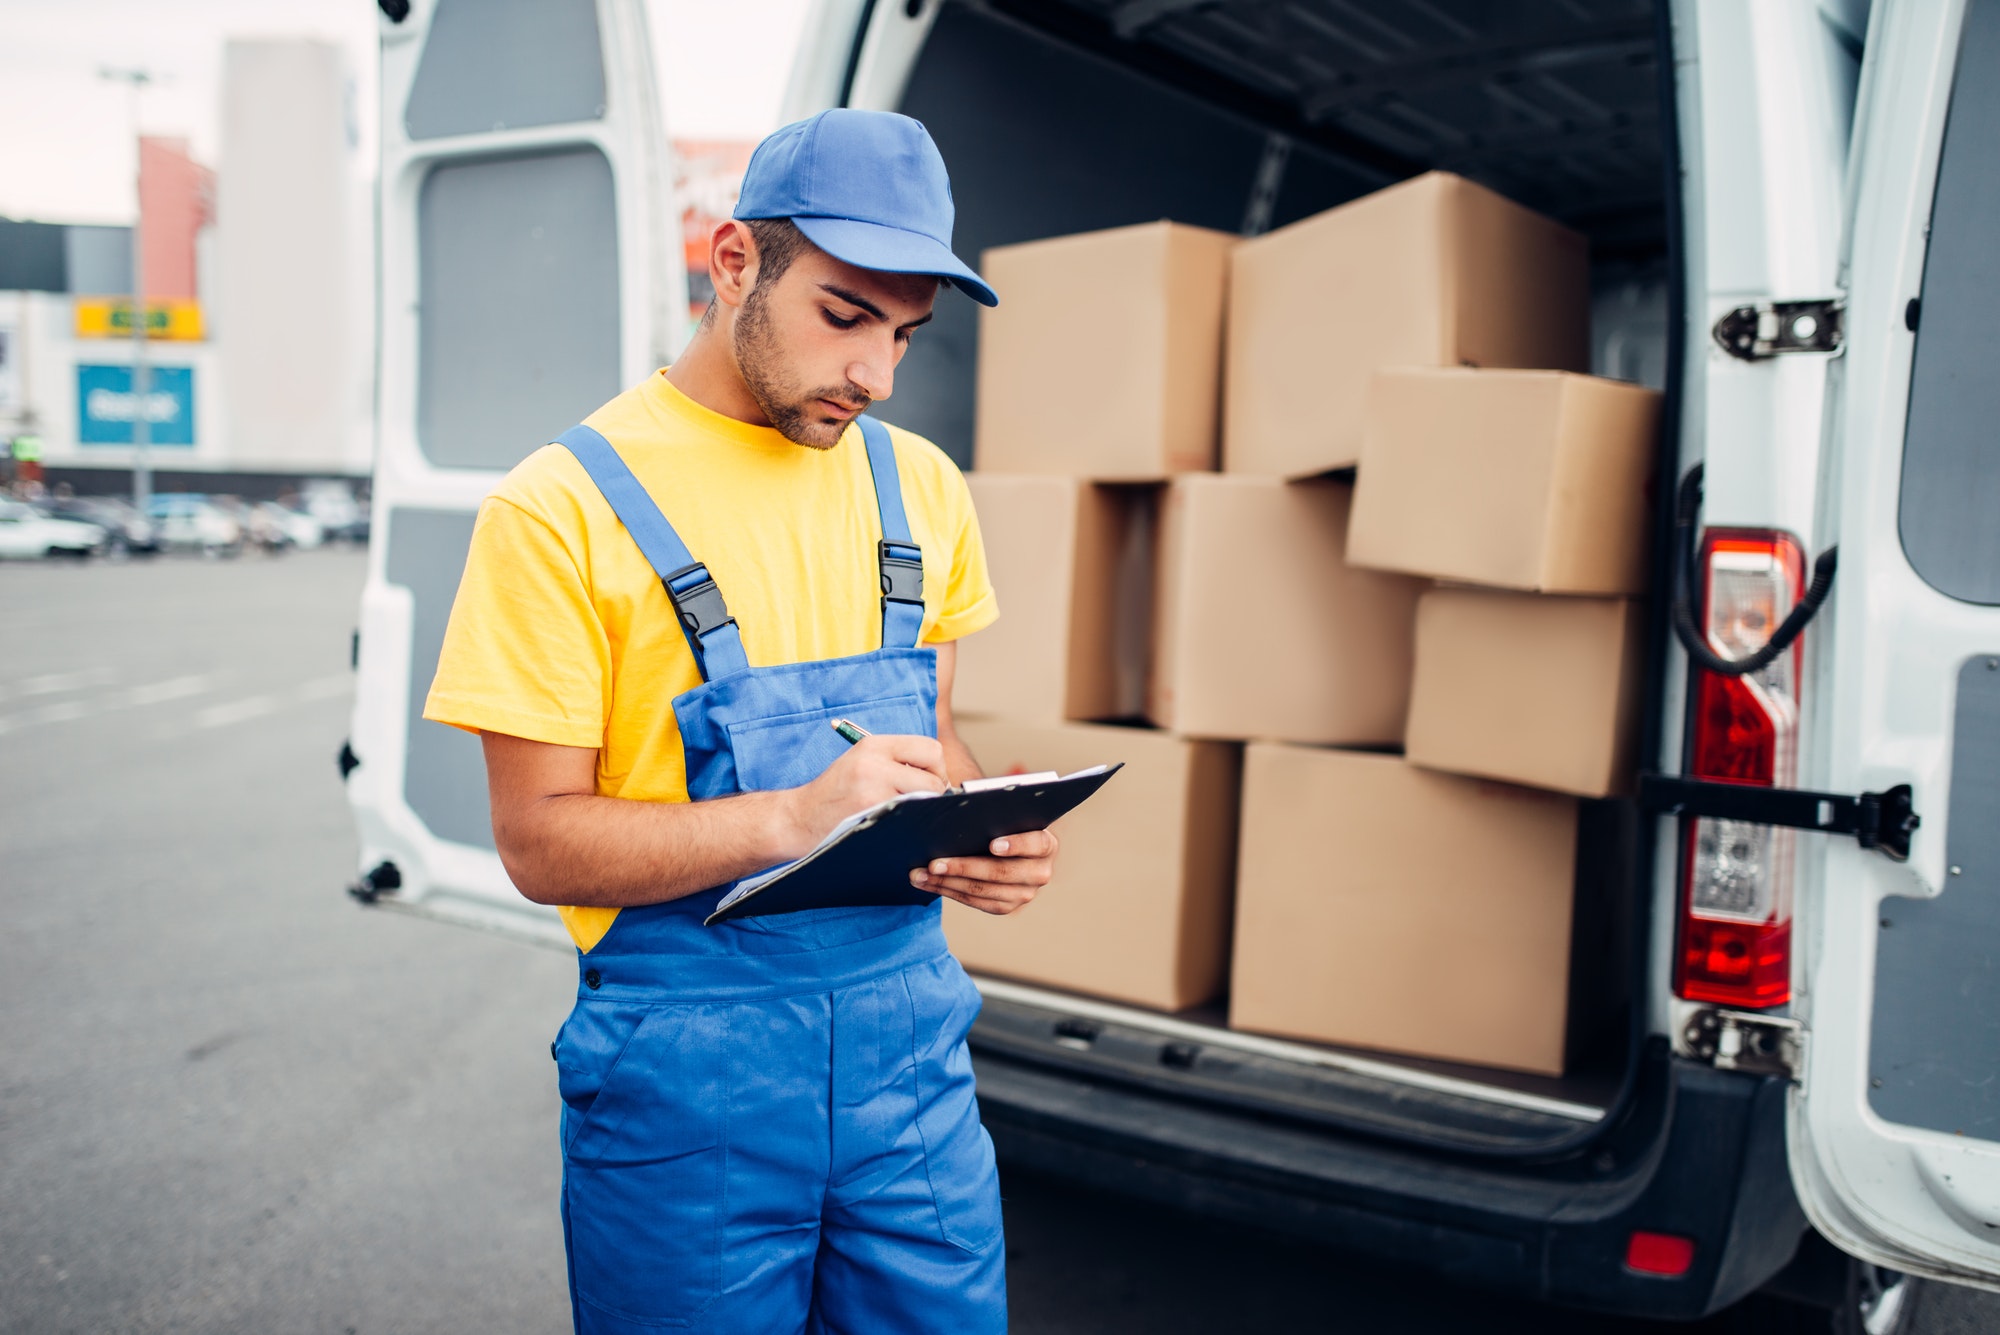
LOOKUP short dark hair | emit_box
[744,217,810,289]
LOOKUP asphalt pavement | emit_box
[3,548,1994,1334]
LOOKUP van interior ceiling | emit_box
[888,0,1675,1144]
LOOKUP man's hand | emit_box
[911,828,1058,916]
[783,733,949,855]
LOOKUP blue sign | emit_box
[76,364,195,446]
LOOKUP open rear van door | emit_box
[1790,0,2000,1290]
[345,0,681,944]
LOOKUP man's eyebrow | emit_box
[818,282,933,329]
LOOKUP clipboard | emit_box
[705,764,1123,925]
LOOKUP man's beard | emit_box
[734,285,869,450]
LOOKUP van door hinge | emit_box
[1712,299,1845,359]
[1639,774,1919,861]
[347,860,402,905]
[1682,1008,1804,1079]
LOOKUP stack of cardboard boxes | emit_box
[945,173,1661,1078]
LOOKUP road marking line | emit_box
[120,674,216,707]
[295,674,353,703]
[7,667,115,699]
[0,698,94,734]
[0,672,343,739]
[195,695,280,729]
[0,673,224,736]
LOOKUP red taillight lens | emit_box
[1675,530,1806,1009]
[1690,672,1781,781]
[1625,1230,1696,1277]
[1680,918,1793,1006]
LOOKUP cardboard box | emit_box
[944,719,1241,1012]
[1149,474,1424,744]
[1406,587,1645,798]
[1346,368,1661,595]
[1224,172,1589,478]
[976,221,1235,478]
[956,476,1155,722]
[1230,746,1580,1075]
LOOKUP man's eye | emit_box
[822,309,859,330]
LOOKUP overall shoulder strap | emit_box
[556,424,749,681]
[855,415,925,650]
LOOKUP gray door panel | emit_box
[384,506,494,850]
[1870,655,2000,1139]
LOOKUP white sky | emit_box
[0,0,812,224]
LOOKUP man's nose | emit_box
[847,343,895,402]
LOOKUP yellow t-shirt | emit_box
[423,371,998,950]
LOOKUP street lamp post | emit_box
[101,67,153,512]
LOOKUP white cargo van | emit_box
[343,0,2000,1322]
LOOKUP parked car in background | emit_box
[40,495,160,556]
[146,494,244,558]
[301,481,369,545]
[0,497,105,560]
[256,501,326,551]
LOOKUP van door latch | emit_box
[1712,299,1844,359]
[1682,1007,1803,1079]
[1638,775,1919,861]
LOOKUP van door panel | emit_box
[1894,0,2000,605]
[415,147,623,470]
[1869,656,2000,1140]
[349,0,678,945]
[1789,0,2000,1288]
[403,0,607,140]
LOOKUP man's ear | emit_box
[709,220,757,310]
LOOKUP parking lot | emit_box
[3,548,1993,1333]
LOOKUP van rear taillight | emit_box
[1675,531,1806,1009]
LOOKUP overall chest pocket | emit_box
[724,693,931,794]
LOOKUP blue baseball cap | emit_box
[733,109,998,307]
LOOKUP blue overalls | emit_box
[547,416,1007,1335]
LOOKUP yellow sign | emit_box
[73,297,205,342]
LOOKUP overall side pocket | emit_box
[903,956,1004,1254]
[563,1004,727,1327]
[553,999,646,1156]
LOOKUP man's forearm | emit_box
[527,732,977,906]
[495,788,799,908]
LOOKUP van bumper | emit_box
[971,1041,1806,1320]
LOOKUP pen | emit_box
[830,718,871,746]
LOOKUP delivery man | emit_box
[423,110,1052,1334]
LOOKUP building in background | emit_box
[139,137,215,303]
[0,39,372,496]
[216,38,372,481]
[5,136,223,487]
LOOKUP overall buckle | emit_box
[662,562,737,640]
[878,541,925,605]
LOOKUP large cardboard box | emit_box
[1224,172,1589,478]
[956,476,1155,722]
[976,221,1235,478]
[1148,474,1424,744]
[1346,368,1661,595]
[944,719,1241,1012]
[1230,746,1580,1075]
[1405,587,1645,798]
